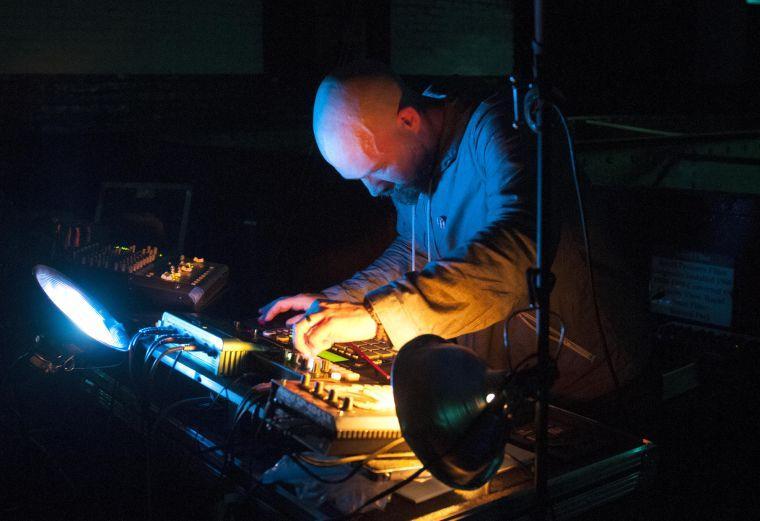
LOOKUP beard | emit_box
[389,182,426,205]
[386,145,436,206]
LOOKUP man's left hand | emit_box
[292,300,378,357]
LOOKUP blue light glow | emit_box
[34,265,128,350]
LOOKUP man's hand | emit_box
[292,301,378,357]
[257,293,326,325]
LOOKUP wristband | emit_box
[363,300,389,343]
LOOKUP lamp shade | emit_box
[391,335,511,489]
[34,265,129,351]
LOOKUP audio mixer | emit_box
[56,240,159,273]
[54,238,228,311]
[129,255,228,311]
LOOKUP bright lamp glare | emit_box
[485,393,496,403]
[34,266,127,350]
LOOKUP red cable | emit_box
[347,342,390,380]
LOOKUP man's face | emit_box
[314,80,434,205]
[331,123,433,204]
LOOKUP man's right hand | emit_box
[257,293,326,325]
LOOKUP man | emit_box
[259,61,646,406]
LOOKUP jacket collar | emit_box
[436,97,476,172]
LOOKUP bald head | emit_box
[312,61,441,203]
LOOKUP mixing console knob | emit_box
[327,388,338,405]
[300,374,311,390]
[313,381,324,396]
[341,396,353,411]
[301,357,315,373]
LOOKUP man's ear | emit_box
[397,106,421,132]
[356,126,381,156]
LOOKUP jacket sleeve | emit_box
[365,107,537,348]
[320,236,420,303]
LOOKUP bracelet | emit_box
[363,300,389,342]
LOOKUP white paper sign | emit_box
[650,253,734,327]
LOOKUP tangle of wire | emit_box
[128,326,176,386]
[141,336,193,397]
[503,306,567,373]
[219,387,269,477]
[288,437,408,486]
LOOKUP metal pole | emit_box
[530,0,553,518]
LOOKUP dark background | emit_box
[1,1,759,519]
[2,1,759,319]
[0,0,760,316]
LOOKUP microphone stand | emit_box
[526,1,555,518]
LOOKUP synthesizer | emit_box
[259,326,395,383]
[270,378,406,456]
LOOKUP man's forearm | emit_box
[320,236,421,303]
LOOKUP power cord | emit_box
[550,104,621,392]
